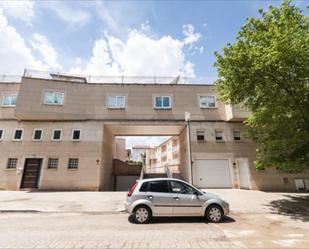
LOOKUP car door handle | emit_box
[173,197,180,200]
[147,195,153,200]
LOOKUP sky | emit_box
[0,0,308,84]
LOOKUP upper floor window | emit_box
[233,131,241,141]
[196,130,205,141]
[154,96,171,109]
[33,129,43,141]
[71,129,81,141]
[52,129,62,141]
[215,130,224,141]
[0,129,3,141]
[13,129,23,141]
[2,94,17,107]
[199,95,216,108]
[44,91,64,105]
[108,95,125,109]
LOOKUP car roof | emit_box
[138,178,186,183]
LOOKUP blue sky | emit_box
[0,0,308,83]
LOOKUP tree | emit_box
[214,1,309,172]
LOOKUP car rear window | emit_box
[139,182,149,192]
[149,180,169,193]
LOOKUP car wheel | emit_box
[206,205,223,223]
[133,205,152,224]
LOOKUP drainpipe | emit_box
[185,112,193,184]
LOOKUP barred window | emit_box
[48,158,58,169]
[7,158,17,169]
[68,158,79,169]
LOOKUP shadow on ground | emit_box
[128,215,235,224]
[265,194,309,222]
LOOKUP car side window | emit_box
[149,180,169,193]
[139,182,149,192]
[170,181,197,195]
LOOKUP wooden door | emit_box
[20,159,42,189]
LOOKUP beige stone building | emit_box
[0,72,309,191]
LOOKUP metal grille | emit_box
[68,158,79,169]
[7,158,17,169]
[48,158,58,169]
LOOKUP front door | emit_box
[237,159,250,189]
[20,159,42,189]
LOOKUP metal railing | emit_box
[0,75,21,83]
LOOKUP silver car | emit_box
[125,178,229,224]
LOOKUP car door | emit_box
[169,180,204,216]
[146,180,173,216]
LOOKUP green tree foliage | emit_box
[214,1,309,172]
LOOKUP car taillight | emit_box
[128,181,138,197]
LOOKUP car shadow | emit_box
[128,215,235,224]
[265,194,309,222]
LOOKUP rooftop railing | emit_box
[0,75,21,83]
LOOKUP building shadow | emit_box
[128,215,235,224]
[265,194,309,222]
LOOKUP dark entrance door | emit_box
[20,159,42,189]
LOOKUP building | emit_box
[0,71,308,191]
[131,145,151,163]
[145,136,180,173]
[114,138,127,161]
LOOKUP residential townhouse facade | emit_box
[1,73,309,192]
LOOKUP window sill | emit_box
[12,139,22,142]
[47,168,58,170]
[71,140,81,142]
[67,168,78,170]
[51,140,62,142]
[43,103,64,106]
[107,107,126,109]
[216,140,225,143]
[1,105,16,108]
[32,140,43,142]
[154,107,172,110]
[5,168,16,171]
[200,106,218,109]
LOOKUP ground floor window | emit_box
[47,158,59,169]
[7,158,17,169]
[68,158,79,169]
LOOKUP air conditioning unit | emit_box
[295,179,305,191]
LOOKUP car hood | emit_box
[202,191,221,200]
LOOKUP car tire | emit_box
[205,204,224,223]
[133,205,152,224]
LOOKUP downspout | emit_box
[186,120,193,184]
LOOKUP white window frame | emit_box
[12,128,24,141]
[196,130,205,141]
[153,95,172,109]
[47,158,59,169]
[71,129,81,141]
[32,129,43,141]
[51,129,62,141]
[43,90,65,105]
[107,95,126,109]
[215,130,224,141]
[0,129,3,141]
[198,95,217,109]
[233,130,241,141]
[1,93,17,107]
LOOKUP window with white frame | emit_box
[215,130,224,141]
[43,91,64,105]
[108,95,125,108]
[154,96,171,109]
[199,95,216,108]
[72,129,81,141]
[0,129,3,141]
[2,94,17,107]
[13,129,23,141]
[196,130,205,141]
[7,158,17,169]
[68,158,79,169]
[52,129,62,141]
[47,158,59,169]
[233,131,241,141]
[33,129,43,141]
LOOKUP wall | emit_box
[178,125,191,183]
[114,138,127,161]
[0,83,20,120]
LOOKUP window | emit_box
[233,131,241,141]
[68,158,79,169]
[170,181,198,195]
[199,95,216,108]
[154,96,171,109]
[47,158,58,169]
[52,129,62,141]
[139,182,149,192]
[2,94,17,107]
[7,158,17,169]
[33,129,43,141]
[13,129,23,141]
[196,130,205,141]
[43,91,64,105]
[149,180,169,193]
[0,129,3,141]
[71,129,81,141]
[108,95,125,108]
[215,130,224,141]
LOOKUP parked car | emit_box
[125,178,229,224]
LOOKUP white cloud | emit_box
[30,33,62,70]
[0,0,34,24]
[70,24,201,77]
[0,11,46,74]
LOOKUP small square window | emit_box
[47,158,58,169]
[2,94,17,107]
[44,91,64,105]
[33,129,43,141]
[233,131,241,141]
[68,158,79,169]
[196,130,205,141]
[199,95,216,108]
[0,129,3,140]
[154,96,171,109]
[7,158,17,169]
[13,129,23,141]
[108,96,126,108]
[72,129,81,141]
[52,129,62,141]
[215,130,223,141]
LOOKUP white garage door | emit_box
[116,175,139,191]
[194,159,232,188]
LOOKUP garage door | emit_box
[116,175,139,191]
[194,159,232,188]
